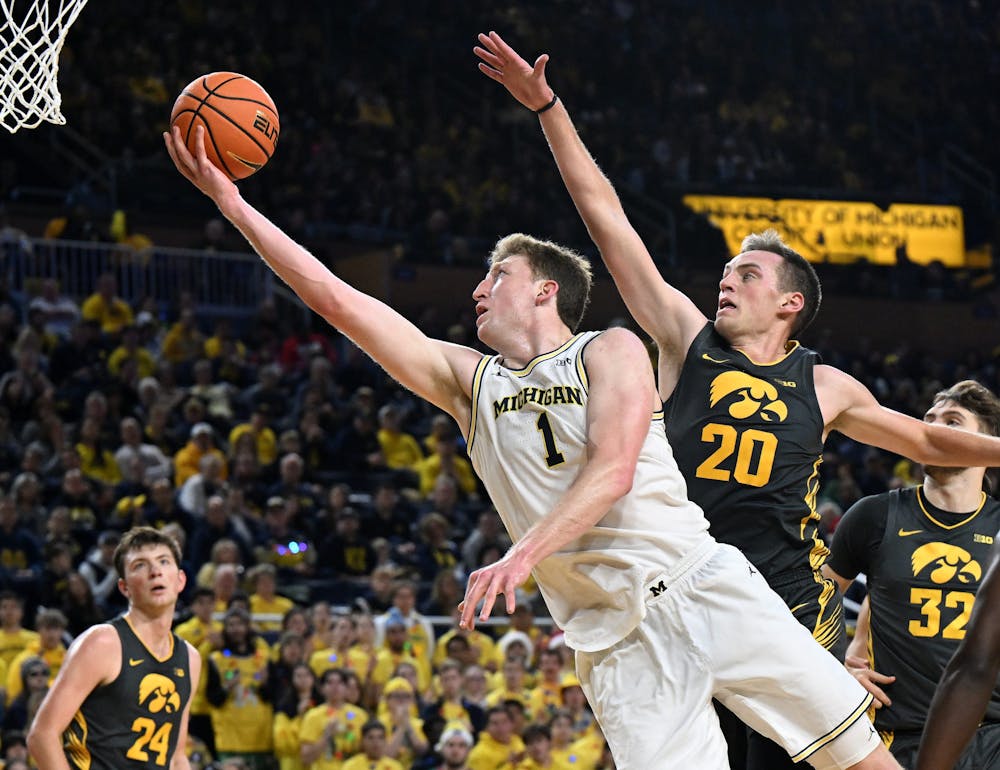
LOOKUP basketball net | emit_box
[1,0,88,133]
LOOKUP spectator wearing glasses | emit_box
[2,657,50,732]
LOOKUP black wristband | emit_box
[535,94,558,114]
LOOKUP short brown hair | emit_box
[114,526,183,578]
[489,234,593,332]
[740,229,821,336]
[932,380,1000,437]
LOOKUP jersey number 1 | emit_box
[536,413,565,467]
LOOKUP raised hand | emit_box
[163,124,239,207]
[474,31,554,111]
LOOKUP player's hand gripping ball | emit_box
[170,72,279,180]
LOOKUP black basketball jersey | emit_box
[63,616,192,770]
[663,323,826,579]
[840,487,1000,732]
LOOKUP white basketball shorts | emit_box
[574,542,879,770]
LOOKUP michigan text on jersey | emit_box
[493,386,583,417]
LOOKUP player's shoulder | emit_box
[70,621,121,653]
[840,492,894,533]
[58,623,122,683]
[813,363,877,418]
[586,327,648,360]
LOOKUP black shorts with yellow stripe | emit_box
[880,723,1000,769]
[767,567,846,659]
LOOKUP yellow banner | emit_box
[682,195,966,267]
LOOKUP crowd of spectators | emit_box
[3,1,998,274]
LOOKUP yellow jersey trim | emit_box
[502,334,584,378]
[916,485,986,530]
[467,355,492,456]
[734,339,802,367]
[790,690,874,762]
[123,614,174,663]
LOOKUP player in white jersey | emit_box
[164,125,899,770]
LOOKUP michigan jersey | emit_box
[64,616,191,770]
[467,331,712,653]
[664,323,826,579]
[829,486,1000,732]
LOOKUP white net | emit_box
[1,0,88,133]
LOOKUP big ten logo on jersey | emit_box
[127,673,181,765]
[253,111,278,145]
[908,542,982,641]
[695,372,788,487]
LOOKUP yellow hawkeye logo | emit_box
[139,673,181,714]
[911,542,982,584]
[709,371,788,422]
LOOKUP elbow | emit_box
[606,465,635,501]
[26,726,45,757]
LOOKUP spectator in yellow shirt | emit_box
[310,614,358,680]
[378,678,428,768]
[548,711,602,770]
[526,649,564,726]
[376,405,423,475]
[273,662,320,770]
[299,669,370,770]
[80,273,132,336]
[75,416,122,486]
[229,405,278,468]
[507,724,565,770]
[467,706,524,770]
[248,563,296,633]
[341,720,403,770]
[371,615,430,702]
[107,324,155,379]
[415,436,477,499]
[161,307,206,366]
[174,422,228,487]
[0,592,39,669]
[6,609,67,705]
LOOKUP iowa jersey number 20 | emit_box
[695,423,777,487]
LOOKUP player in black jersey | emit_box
[825,381,1000,768]
[476,31,1000,770]
[27,527,199,770]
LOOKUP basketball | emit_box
[170,72,279,180]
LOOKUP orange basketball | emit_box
[170,72,279,180]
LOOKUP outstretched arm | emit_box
[916,547,1000,769]
[474,32,708,391]
[163,126,480,423]
[459,327,658,627]
[819,366,1000,467]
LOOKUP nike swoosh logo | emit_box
[226,151,263,171]
[129,658,145,666]
[898,528,923,537]
[702,353,730,364]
